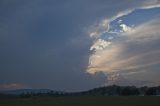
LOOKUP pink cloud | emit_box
[0,83,28,90]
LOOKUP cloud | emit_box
[88,0,160,39]
[119,24,132,32]
[0,83,27,90]
[89,19,110,39]
[87,4,160,86]
[112,0,160,20]
[122,19,160,42]
[1,0,160,90]
[140,0,160,9]
[90,39,111,51]
[88,18,160,74]
[87,0,160,73]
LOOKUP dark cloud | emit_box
[0,0,159,91]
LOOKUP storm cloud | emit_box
[87,3,160,86]
[0,0,160,91]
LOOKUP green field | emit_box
[0,96,160,106]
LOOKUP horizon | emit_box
[0,85,160,95]
[1,0,160,91]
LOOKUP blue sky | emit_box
[0,0,160,91]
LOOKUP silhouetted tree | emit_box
[121,86,140,96]
[145,87,157,95]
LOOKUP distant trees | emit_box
[84,85,121,96]
[121,86,140,96]
[76,85,160,96]
[19,90,67,98]
[2,85,159,98]
[145,87,159,95]
[20,93,32,98]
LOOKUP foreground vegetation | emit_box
[0,85,160,106]
[0,96,160,106]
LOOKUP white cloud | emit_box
[90,39,112,51]
[141,0,160,9]
[120,24,132,32]
[89,19,110,39]
[122,19,160,42]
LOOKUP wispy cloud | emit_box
[88,18,160,74]
[0,83,27,90]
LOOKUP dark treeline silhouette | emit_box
[0,85,160,98]
[19,90,66,98]
[72,85,160,96]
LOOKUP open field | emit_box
[0,96,160,106]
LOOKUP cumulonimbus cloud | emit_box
[86,1,160,85]
[88,18,160,74]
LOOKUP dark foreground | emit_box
[0,96,160,106]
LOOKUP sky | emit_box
[0,0,160,91]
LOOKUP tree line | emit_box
[1,85,160,98]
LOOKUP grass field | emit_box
[0,96,160,106]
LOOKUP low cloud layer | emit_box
[0,83,27,90]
